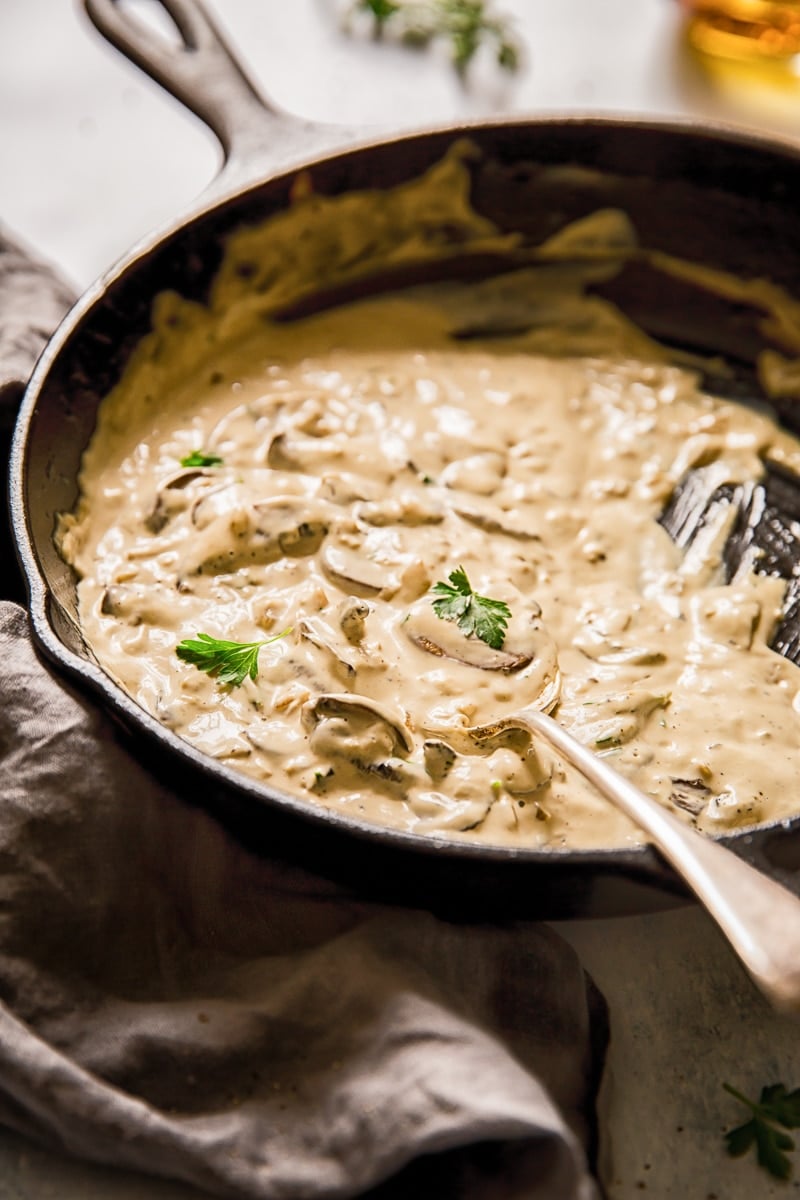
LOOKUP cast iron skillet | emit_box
[11,0,800,919]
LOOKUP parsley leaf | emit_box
[351,0,520,74]
[723,1082,800,1180]
[176,629,291,687]
[431,566,511,650]
[180,450,223,468]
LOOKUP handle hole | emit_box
[117,0,184,50]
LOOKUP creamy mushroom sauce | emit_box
[59,148,800,850]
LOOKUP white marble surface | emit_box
[4,0,800,291]
[3,2,800,1197]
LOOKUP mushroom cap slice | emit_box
[267,431,345,472]
[299,615,361,679]
[404,602,531,672]
[404,597,562,738]
[320,543,398,597]
[339,598,371,645]
[452,499,541,541]
[357,491,444,528]
[183,490,330,574]
[423,739,456,781]
[303,693,414,756]
[145,469,211,533]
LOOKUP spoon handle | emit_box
[519,707,800,1013]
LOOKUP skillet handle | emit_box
[82,0,339,180]
[517,708,800,1015]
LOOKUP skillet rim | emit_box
[11,112,800,914]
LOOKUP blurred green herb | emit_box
[362,0,401,18]
[351,0,520,73]
[176,629,291,687]
[180,450,223,468]
[723,1082,800,1180]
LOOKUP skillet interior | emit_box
[13,119,800,919]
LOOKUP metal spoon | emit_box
[433,670,800,1014]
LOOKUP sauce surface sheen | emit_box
[60,292,800,850]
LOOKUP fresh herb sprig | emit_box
[723,1082,800,1180]
[180,450,223,468]
[352,0,520,73]
[176,630,291,687]
[431,566,511,650]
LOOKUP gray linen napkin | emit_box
[0,228,74,423]
[0,230,76,603]
[0,227,606,1199]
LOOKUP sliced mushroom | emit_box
[338,598,370,645]
[573,635,667,666]
[669,777,713,817]
[266,433,305,471]
[411,796,493,835]
[100,587,124,617]
[572,589,668,665]
[404,602,532,673]
[440,451,507,496]
[190,481,246,530]
[407,595,563,737]
[100,581,195,630]
[267,431,344,472]
[423,739,456,782]
[161,467,208,489]
[319,472,380,506]
[357,491,444,528]
[185,492,330,575]
[353,757,426,787]
[299,616,358,680]
[272,517,329,559]
[320,542,397,597]
[100,586,142,623]
[452,500,541,541]
[145,469,210,533]
[303,693,414,756]
[565,688,670,750]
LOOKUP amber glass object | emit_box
[680,0,800,63]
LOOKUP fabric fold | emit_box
[0,601,606,1198]
[0,223,74,422]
